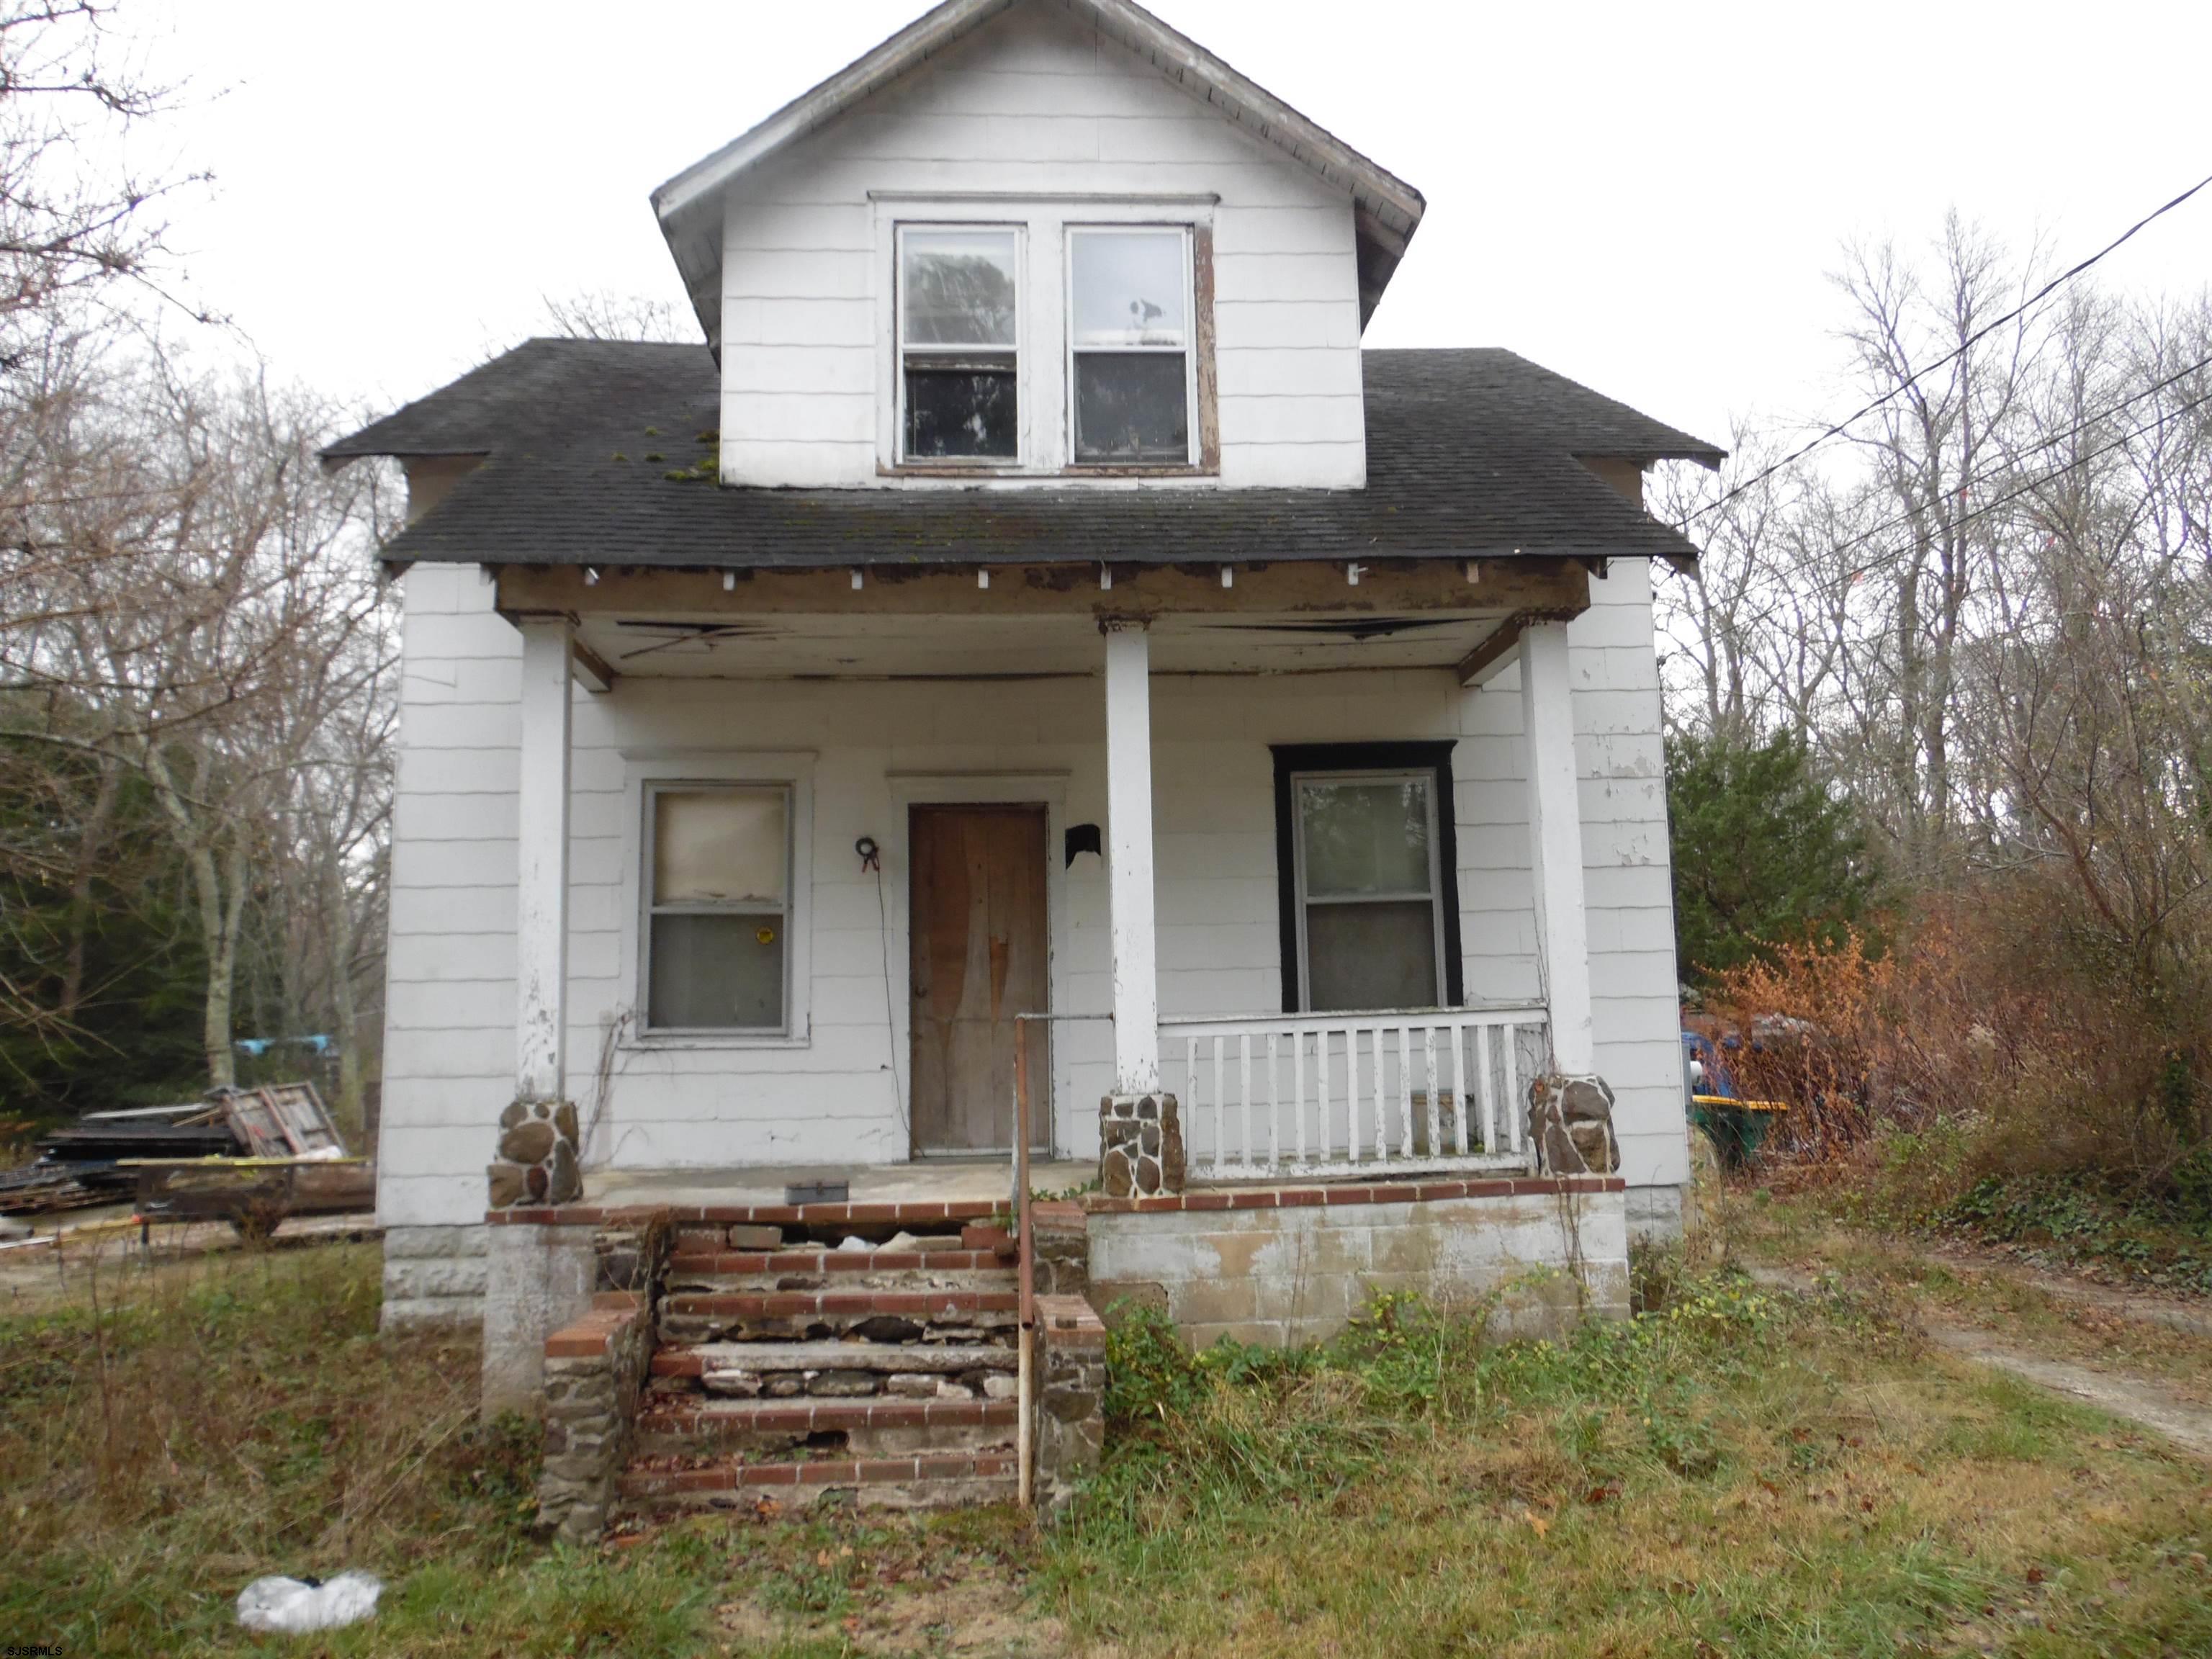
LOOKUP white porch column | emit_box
[1519,621,1595,1076]
[1102,620,1160,1094]
[515,617,572,1102]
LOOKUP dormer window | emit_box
[896,226,1020,462]
[1069,226,1195,466]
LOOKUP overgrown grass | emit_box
[5,1238,2208,1655]
[0,1241,709,1656]
[1792,1120,2212,1292]
[1046,1277,2212,1657]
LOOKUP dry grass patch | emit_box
[1043,1278,2212,1657]
[4,1235,2207,1656]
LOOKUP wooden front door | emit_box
[909,804,1050,1154]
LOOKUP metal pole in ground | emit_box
[1014,1025,1035,1509]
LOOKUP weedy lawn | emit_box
[1,1240,2206,1657]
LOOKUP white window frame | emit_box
[1064,223,1198,469]
[621,752,815,1049]
[894,221,1025,468]
[1288,768,1449,1014]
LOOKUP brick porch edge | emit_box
[1079,1174,1624,1214]
[485,1174,1622,1227]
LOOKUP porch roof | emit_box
[325,343,1722,572]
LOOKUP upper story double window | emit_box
[893,217,1202,474]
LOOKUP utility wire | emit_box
[1763,349,2212,575]
[1682,168,2212,529]
[1701,379,2212,619]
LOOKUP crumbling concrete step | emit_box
[667,1247,1015,1276]
[619,1451,1017,1512]
[632,1395,1018,1458]
[667,1290,1017,1315]
[653,1341,1017,1380]
[658,1287,1019,1345]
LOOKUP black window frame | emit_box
[1271,742,1464,1015]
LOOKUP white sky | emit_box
[123,0,2212,449]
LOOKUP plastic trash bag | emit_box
[836,1235,872,1251]
[235,1571,383,1633]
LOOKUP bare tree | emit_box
[541,287,694,344]
[0,347,395,1089]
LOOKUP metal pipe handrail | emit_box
[1009,1010,1112,1511]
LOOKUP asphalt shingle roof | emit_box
[325,341,1722,570]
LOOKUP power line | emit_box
[1682,168,2212,529]
[1701,378,2212,619]
[1782,349,2212,573]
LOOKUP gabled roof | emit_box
[651,0,1428,346]
[323,341,1723,570]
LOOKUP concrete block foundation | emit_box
[1085,1179,1629,1347]
[381,1224,490,1329]
[481,1221,599,1416]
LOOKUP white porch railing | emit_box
[1163,1007,1549,1182]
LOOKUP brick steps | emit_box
[624,1225,1028,1521]
[653,1339,1016,1382]
[658,1286,1020,1345]
[667,1247,1015,1277]
[619,1451,1018,1513]
[633,1395,1018,1458]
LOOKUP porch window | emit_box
[1068,226,1193,465]
[897,226,1020,462]
[643,784,791,1033]
[1274,744,1465,1015]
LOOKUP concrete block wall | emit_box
[1086,1185,1632,1348]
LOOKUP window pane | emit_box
[654,788,786,906]
[1299,778,1432,896]
[649,912,784,1030]
[1071,230,1186,346]
[902,230,1017,347]
[1073,354,1187,463]
[1305,900,1438,1012]
[904,361,1017,458]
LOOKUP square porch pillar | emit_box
[1519,620,1596,1077]
[1097,619,1182,1195]
[488,615,583,1211]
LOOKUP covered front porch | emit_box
[487,553,1613,1206]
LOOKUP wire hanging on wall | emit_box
[860,836,907,1133]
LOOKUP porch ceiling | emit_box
[576,608,1521,678]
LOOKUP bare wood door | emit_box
[909,804,1050,1154]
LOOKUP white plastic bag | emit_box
[235,1571,383,1634]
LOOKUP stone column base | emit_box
[1099,1092,1184,1196]
[1033,1295,1106,1518]
[488,1096,582,1208]
[1526,1073,1618,1174]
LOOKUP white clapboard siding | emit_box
[716,0,1365,490]
[376,560,1689,1226]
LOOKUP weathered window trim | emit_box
[893,222,1025,469]
[1063,223,1198,471]
[619,751,817,1050]
[872,197,1218,482]
[1271,742,1464,1014]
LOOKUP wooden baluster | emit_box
[1265,1032,1281,1170]
[1395,1024,1413,1160]
[1424,1025,1442,1162]
[1292,1030,1308,1168]
[1449,1019,1470,1156]
[1503,1023,1523,1156]
[1370,1023,1386,1165]
[1475,1022,1496,1155]
[1345,1028,1360,1165]
[1237,1033,1253,1172]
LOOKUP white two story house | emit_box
[330,0,1719,1339]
